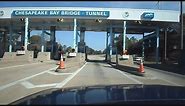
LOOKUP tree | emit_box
[66,46,72,53]
[103,48,107,54]
[115,34,141,55]
[62,45,67,53]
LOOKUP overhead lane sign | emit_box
[12,10,110,17]
[142,12,154,19]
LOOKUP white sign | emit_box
[17,50,25,55]
[69,53,76,57]
[122,55,129,59]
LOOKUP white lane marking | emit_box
[0,66,58,91]
[21,81,58,89]
[47,71,73,75]
[21,81,34,89]
[0,62,40,70]
[156,78,182,86]
[34,83,58,88]
[55,62,87,88]
[114,69,143,84]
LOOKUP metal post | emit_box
[85,46,87,61]
[164,28,167,61]
[112,32,115,48]
[2,31,7,52]
[28,29,30,42]
[80,28,85,43]
[80,28,86,53]
[142,33,145,60]
[76,30,78,53]
[21,26,25,46]
[9,23,13,52]
[50,26,56,57]
[123,21,126,52]
[110,26,113,56]
[106,32,109,61]
[24,17,29,51]
[116,46,118,66]
[156,27,160,64]
[73,18,77,53]
[41,27,44,52]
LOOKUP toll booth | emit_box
[0,7,180,64]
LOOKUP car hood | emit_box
[10,84,185,105]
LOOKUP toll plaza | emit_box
[1,7,185,105]
[0,7,180,64]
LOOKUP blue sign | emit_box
[12,10,110,17]
[142,12,154,19]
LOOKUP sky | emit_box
[0,1,181,51]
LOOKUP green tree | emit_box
[62,45,67,53]
[116,35,140,55]
[66,46,72,53]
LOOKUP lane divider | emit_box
[114,68,143,84]
[0,66,58,91]
[0,62,41,70]
[47,71,73,75]
[21,81,59,89]
[55,62,87,88]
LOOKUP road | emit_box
[62,55,185,88]
[0,54,185,104]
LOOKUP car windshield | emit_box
[0,1,185,105]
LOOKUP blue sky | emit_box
[0,1,180,51]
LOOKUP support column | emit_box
[2,31,7,52]
[142,33,145,60]
[112,32,115,54]
[80,27,85,43]
[24,17,29,51]
[50,26,56,58]
[76,30,78,53]
[21,26,25,47]
[106,32,109,61]
[123,21,126,53]
[28,29,31,43]
[73,18,77,53]
[156,27,160,64]
[109,26,113,56]
[164,28,167,61]
[9,23,13,52]
[79,27,85,53]
[41,27,44,52]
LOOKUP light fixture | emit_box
[138,21,142,24]
[134,20,142,24]
[20,18,24,21]
[95,19,102,23]
[57,18,64,22]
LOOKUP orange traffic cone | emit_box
[57,61,60,65]
[58,55,65,69]
[138,60,145,73]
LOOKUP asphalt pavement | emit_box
[0,54,185,104]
